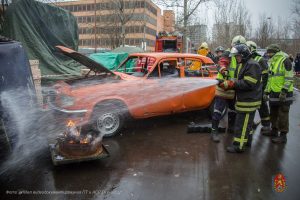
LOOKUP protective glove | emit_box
[220,67,229,78]
[219,80,235,90]
[263,92,269,101]
[279,91,287,102]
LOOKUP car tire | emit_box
[91,101,128,137]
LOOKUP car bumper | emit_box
[48,101,89,123]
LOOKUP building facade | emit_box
[187,24,207,48]
[54,0,174,51]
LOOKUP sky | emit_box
[244,0,294,27]
[192,0,295,39]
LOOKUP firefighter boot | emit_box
[261,126,272,134]
[211,128,220,143]
[226,144,245,153]
[211,119,220,143]
[271,132,287,144]
[262,128,278,137]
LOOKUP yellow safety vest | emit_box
[215,56,237,99]
[266,52,294,93]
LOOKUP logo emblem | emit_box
[273,173,287,193]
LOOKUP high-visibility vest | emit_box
[215,56,237,99]
[254,55,268,75]
[266,51,294,93]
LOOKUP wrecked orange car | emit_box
[48,46,217,137]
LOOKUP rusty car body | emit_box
[49,46,217,137]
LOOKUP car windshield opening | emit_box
[116,56,156,77]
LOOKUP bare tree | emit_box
[154,0,211,52]
[112,0,138,47]
[291,0,300,39]
[254,14,275,48]
[212,0,251,48]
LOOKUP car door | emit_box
[141,58,184,116]
[182,58,215,110]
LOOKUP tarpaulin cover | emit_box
[89,52,129,70]
[2,0,81,81]
[0,41,37,146]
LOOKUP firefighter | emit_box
[264,44,294,143]
[198,42,216,63]
[219,44,262,153]
[210,35,246,142]
[246,41,271,134]
[214,46,225,63]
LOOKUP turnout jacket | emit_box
[252,52,269,91]
[234,58,262,113]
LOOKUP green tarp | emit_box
[89,52,129,71]
[2,0,81,81]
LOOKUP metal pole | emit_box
[183,0,187,53]
[94,0,97,52]
[143,0,146,51]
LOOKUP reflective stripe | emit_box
[272,73,285,77]
[240,113,249,149]
[284,83,292,89]
[244,76,258,84]
[261,117,270,121]
[276,57,286,75]
[214,109,223,115]
[237,64,242,76]
[284,77,294,80]
[235,113,249,149]
[254,56,262,62]
[215,86,235,99]
[236,101,261,107]
[269,97,294,101]
[262,70,268,74]
[235,106,258,112]
[234,137,248,143]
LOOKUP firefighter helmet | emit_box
[215,46,225,53]
[246,41,257,53]
[231,35,246,47]
[231,44,251,61]
[199,42,209,49]
[267,44,280,53]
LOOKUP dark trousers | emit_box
[270,104,290,133]
[212,96,235,130]
[258,99,270,127]
[233,111,255,149]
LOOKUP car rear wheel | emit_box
[91,101,127,137]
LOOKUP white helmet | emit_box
[231,35,246,47]
[246,41,257,53]
[199,42,209,49]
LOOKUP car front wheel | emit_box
[92,101,127,137]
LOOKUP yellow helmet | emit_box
[231,35,246,47]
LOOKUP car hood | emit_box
[56,45,115,75]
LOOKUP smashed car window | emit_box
[117,56,156,77]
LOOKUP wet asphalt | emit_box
[1,91,300,200]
